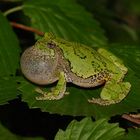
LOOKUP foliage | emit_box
[0,0,140,139]
[23,0,107,46]
[0,122,44,140]
[0,12,20,105]
[55,118,125,140]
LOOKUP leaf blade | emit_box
[23,0,107,46]
[0,12,20,77]
[54,118,125,140]
[0,122,45,140]
[0,77,18,105]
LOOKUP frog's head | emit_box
[36,32,55,45]
[20,34,58,85]
[36,32,56,49]
[44,32,56,41]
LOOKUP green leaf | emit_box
[18,43,140,118]
[0,12,20,77]
[0,0,21,2]
[0,122,45,140]
[122,0,140,15]
[55,117,125,140]
[0,77,18,105]
[122,128,140,140]
[23,0,107,46]
[0,12,20,104]
[78,0,139,44]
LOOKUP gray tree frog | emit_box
[20,33,131,106]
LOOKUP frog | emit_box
[20,32,131,106]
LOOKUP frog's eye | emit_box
[47,42,56,48]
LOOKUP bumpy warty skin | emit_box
[20,33,131,105]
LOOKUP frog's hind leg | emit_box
[98,48,127,76]
[88,80,131,105]
[88,48,131,105]
[35,72,68,100]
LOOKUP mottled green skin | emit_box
[20,33,131,105]
[56,41,108,79]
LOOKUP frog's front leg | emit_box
[36,72,68,100]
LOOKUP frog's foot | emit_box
[88,98,117,106]
[35,87,68,100]
[35,71,68,100]
[88,82,131,106]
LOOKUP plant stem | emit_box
[10,22,44,36]
[3,6,23,16]
[122,114,140,125]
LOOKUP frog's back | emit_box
[55,39,108,79]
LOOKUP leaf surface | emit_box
[55,117,125,140]
[0,77,18,105]
[0,122,45,140]
[0,12,20,104]
[0,12,20,77]
[122,128,140,140]
[23,0,107,46]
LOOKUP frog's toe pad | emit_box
[36,93,64,100]
[65,92,70,95]
[35,91,69,101]
[36,95,55,100]
[35,87,44,94]
[88,98,117,106]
